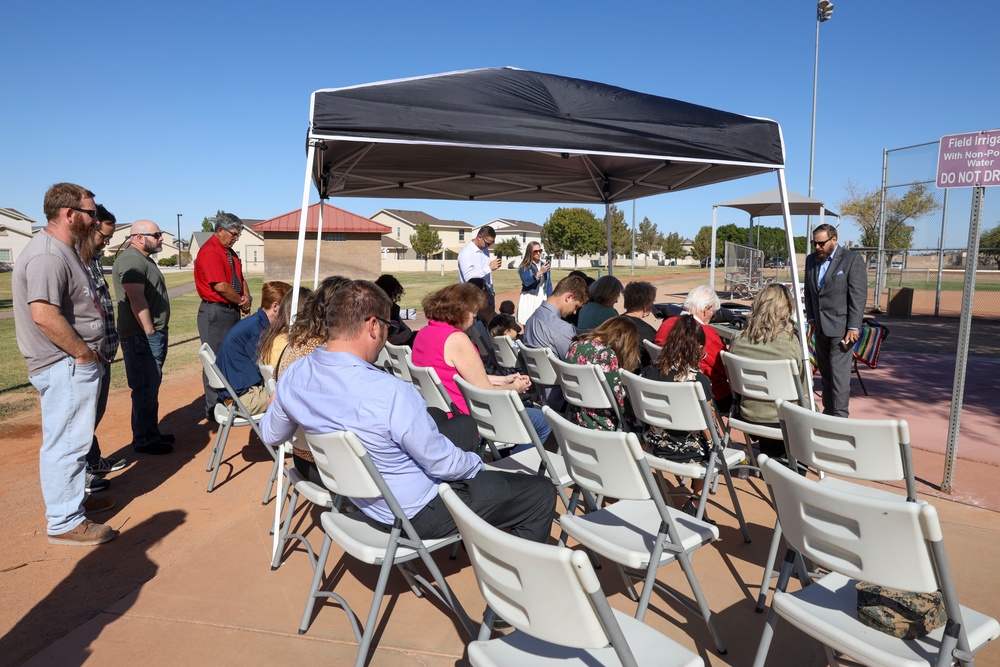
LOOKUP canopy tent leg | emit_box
[710,206,718,290]
[605,201,613,275]
[313,199,325,287]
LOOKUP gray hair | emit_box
[683,284,721,314]
[214,212,244,233]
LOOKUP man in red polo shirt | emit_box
[194,212,252,420]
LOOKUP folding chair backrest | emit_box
[199,343,227,391]
[259,363,275,386]
[619,369,711,434]
[384,342,412,382]
[642,339,663,363]
[304,430,384,500]
[720,351,802,405]
[544,406,650,501]
[405,359,455,414]
[491,335,520,369]
[518,343,559,387]
[550,357,620,418]
[759,455,941,594]
[438,483,622,651]
[374,345,392,373]
[455,375,540,448]
[776,399,915,497]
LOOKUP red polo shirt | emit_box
[194,233,245,304]
[654,315,731,401]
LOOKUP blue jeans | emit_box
[86,362,112,466]
[30,357,103,534]
[121,331,168,446]
[507,407,552,455]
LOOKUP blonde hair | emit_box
[744,283,795,344]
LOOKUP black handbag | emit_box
[645,428,708,464]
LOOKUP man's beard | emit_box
[143,238,161,255]
[71,213,97,264]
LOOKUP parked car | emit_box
[890,260,904,269]
[868,258,878,270]
[767,257,786,268]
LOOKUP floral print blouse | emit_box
[564,338,634,431]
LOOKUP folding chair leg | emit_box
[299,534,332,634]
[205,424,222,472]
[355,542,400,667]
[719,464,751,543]
[206,416,235,493]
[271,487,299,570]
[756,519,783,612]
[676,551,727,654]
[752,550,796,667]
[261,456,282,505]
[854,358,868,396]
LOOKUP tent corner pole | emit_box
[314,199,325,287]
[289,142,316,321]
[605,202,613,276]
[710,207,718,290]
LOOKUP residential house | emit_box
[102,221,180,265]
[370,209,473,270]
[253,203,389,282]
[489,218,544,264]
[0,208,37,266]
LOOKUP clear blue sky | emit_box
[2,1,996,248]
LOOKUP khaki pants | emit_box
[238,384,270,415]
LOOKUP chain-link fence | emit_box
[723,242,765,299]
[879,142,1000,319]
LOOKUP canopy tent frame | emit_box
[277,67,812,558]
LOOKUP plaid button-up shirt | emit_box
[89,258,120,362]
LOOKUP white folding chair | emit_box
[437,483,704,667]
[491,335,521,371]
[299,430,475,666]
[518,343,563,408]
[545,407,727,654]
[199,343,280,503]
[619,369,751,543]
[753,455,999,667]
[550,356,624,429]
[258,362,275,388]
[373,345,393,373]
[383,341,412,381]
[404,358,458,415]
[454,375,577,513]
[270,465,335,570]
[642,339,663,363]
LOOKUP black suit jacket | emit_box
[804,244,867,338]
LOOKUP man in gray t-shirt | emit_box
[13,183,117,546]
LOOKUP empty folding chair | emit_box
[199,343,280,503]
[550,356,625,429]
[619,369,751,542]
[299,430,475,666]
[383,341,412,381]
[437,483,704,667]
[545,407,727,654]
[518,343,563,408]
[753,454,999,667]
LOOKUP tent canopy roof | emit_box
[308,67,785,204]
[715,188,838,218]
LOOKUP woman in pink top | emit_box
[412,283,551,446]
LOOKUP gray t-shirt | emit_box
[112,247,170,337]
[13,230,105,376]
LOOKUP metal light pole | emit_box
[176,213,183,267]
[807,0,834,240]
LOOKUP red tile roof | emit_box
[252,203,390,234]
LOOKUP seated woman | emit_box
[576,275,624,331]
[412,283,552,451]
[257,286,311,368]
[621,281,659,368]
[640,314,714,518]
[375,274,416,347]
[728,283,808,458]
[516,241,552,324]
[564,316,640,432]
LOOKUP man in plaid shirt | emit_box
[84,205,127,490]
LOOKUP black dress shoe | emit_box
[134,441,173,455]
[159,433,176,444]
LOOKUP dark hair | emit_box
[423,283,486,328]
[567,269,594,287]
[574,316,640,372]
[552,275,591,304]
[656,314,705,375]
[95,204,116,225]
[488,313,520,337]
[623,281,656,312]
[813,223,837,239]
[588,275,624,308]
[374,274,404,303]
[258,286,310,364]
[498,300,515,315]
[477,225,497,240]
[327,280,392,340]
[287,275,349,346]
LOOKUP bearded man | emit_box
[13,183,117,546]
[113,220,172,454]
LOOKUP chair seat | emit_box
[320,511,460,565]
[213,401,264,425]
[559,500,718,570]
[485,450,572,487]
[773,572,1000,667]
[467,606,703,667]
[645,447,746,479]
[727,417,782,441]
[294,478,335,507]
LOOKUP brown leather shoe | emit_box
[84,496,115,515]
[48,519,118,546]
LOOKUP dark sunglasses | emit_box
[95,230,114,242]
[813,238,833,248]
[138,232,164,240]
[70,207,98,219]
[373,316,399,334]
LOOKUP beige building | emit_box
[0,208,36,266]
[371,209,474,262]
[254,203,389,282]
[190,225,265,274]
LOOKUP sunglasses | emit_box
[70,207,98,219]
[813,238,833,248]
[138,232,164,240]
[373,316,399,334]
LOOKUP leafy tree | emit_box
[493,238,521,262]
[608,205,631,258]
[661,231,685,263]
[980,223,1000,270]
[543,207,603,267]
[839,181,939,265]
[409,222,442,273]
[691,226,713,262]
[634,217,663,268]
[200,210,226,233]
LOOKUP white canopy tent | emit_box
[274,67,811,558]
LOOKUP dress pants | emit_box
[198,301,240,418]
[814,331,852,417]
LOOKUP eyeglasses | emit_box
[482,237,495,247]
[224,227,242,238]
[813,237,833,248]
[70,207,98,219]
[373,316,399,334]
[95,230,114,242]
[138,232,164,239]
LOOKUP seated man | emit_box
[260,280,556,543]
[522,274,590,359]
[653,284,732,412]
[215,281,292,414]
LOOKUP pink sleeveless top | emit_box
[411,320,469,414]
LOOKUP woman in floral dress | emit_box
[564,316,640,431]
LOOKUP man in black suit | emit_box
[804,223,867,417]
